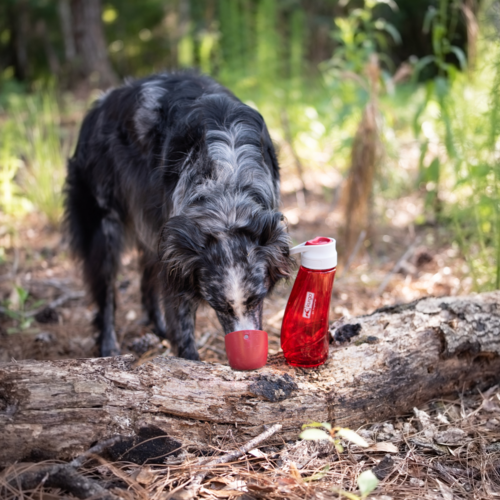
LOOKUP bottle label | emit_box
[303,292,315,318]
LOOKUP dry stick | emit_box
[69,436,122,468]
[9,463,120,500]
[376,237,422,295]
[7,437,122,500]
[24,278,74,290]
[183,423,283,497]
[24,290,85,317]
[0,281,84,318]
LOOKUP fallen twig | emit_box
[70,436,122,468]
[7,463,119,500]
[24,290,85,317]
[4,437,122,500]
[173,423,283,499]
[376,237,421,295]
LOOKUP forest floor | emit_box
[1,188,499,499]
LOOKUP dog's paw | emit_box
[101,340,121,357]
[178,347,200,361]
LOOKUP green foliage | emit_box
[403,1,500,290]
[299,422,378,498]
[303,465,330,482]
[357,470,380,498]
[0,91,69,226]
[417,0,466,77]
[0,121,31,216]
[300,422,369,454]
[1,285,40,333]
[326,0,399,76]
[445,45,500,290]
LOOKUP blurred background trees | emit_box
[0,0,474,87]
[2,0,500,292]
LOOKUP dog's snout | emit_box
[233,314,260,333]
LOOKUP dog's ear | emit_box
[255,212,295,286]
[158,215,205,295]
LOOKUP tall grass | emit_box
[408,5,500,291]
[0,120,29,216]
[446,41,500,290]
[0,92,70,226]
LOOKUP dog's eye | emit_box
[245,297,257,308]
[245,295,263,309]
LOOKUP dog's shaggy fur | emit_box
[64,73,294,358]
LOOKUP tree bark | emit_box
[58,0,77,63]
[70,0,117,88]
[1,292,500,466]
[10,0,30,81]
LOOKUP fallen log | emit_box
[1,292,500,466]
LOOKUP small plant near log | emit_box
[1,285,41,333]
[300,422,380,498]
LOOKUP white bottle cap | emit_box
[290,236,337,270]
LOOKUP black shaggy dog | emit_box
[64,73,294,358]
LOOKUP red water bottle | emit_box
[281,237,337,368]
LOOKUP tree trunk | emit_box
[341,54,381,259]
[1,292,500,466]
[11,0,30,81]
[70,0,117,88]
[58,0,77,63]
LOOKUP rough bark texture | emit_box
[70,0,117,87]
[1,293,500,466]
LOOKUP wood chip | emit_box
[365,442,399,453]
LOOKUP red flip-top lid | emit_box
[290,236,337,270]
[306,236,331,246]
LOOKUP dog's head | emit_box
[160,208,294,334]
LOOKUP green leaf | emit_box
[299,428,334,442]
[2,309,20,320]
[302,421,332,431]
[413,55,436,81]
[20,318,33,330]
[303,464,330,482]
[374,19,401,45]
[423,7,437,34]
[358,470,379,497]
[331,489,361,500]
[449,45,467,71]
[426,158,440,183]
[336,428,369,447]
[376,0,399,11]
[15,286,29,306]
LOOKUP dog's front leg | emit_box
[164,297,200,361]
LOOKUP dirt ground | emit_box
[0,189,465,365]
[1,190,499,499]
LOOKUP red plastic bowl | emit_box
[224,330,268,371]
